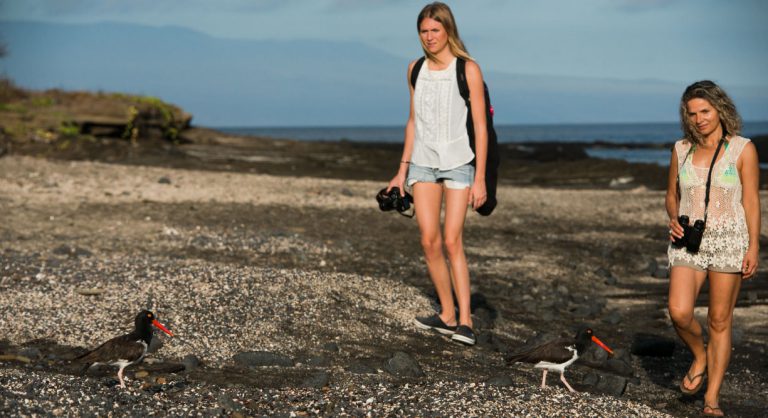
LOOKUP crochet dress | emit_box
[668,136,751,271]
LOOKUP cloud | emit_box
[325,0,411,12]
[615,0,679,12]
[0,0,287,16]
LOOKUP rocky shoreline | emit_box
[1,129,767,416]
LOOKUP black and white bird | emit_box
[76,310,173,388]
[506,327,613,392]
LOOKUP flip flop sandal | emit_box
[703,404,724,417]
[679,366,706,395]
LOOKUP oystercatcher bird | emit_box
[76,310,173,388]
[506,327,613,393]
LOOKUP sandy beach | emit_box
[1,131,767,416]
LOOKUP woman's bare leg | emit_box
[703,271,742,413]
[443,186,472,327]
[413,182,455,325]
[668,266,708,390]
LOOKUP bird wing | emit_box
[506,337,576,364]
[76,334,145,365]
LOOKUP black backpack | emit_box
[410,56,500,216]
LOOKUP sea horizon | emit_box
[217,121,768,167]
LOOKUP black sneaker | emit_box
[451,325,476,345]
[414,314,457,335]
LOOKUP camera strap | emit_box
[702,137,726,223]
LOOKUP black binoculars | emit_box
[671,215,705,253]
[376,187,414,217]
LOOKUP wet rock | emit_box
[383,352,424,378]
[322,342,340,352]
[582,372,628,396]
[233,351,294,368]
[631,333,675,357]
[301,371,329,389]
[182,354,200,371]
[218,394,243,412]
[580,344,610,366]
[602,310,622,325]
[595,267,618,285]
[582,371,599,386]
[18,347,41,360]
[306,355,331,367]
[606,357,634,377]
[52,244,92,258]
[486,375,514,387]
[346,361,377,375]
[147,336,163,353]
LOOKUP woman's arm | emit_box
[738,141,761,278]
[666,147,684,240]
[464,60,487,210]
[387,60,418,193]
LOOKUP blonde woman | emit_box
[666,80,760,417]
[387,2,488,346]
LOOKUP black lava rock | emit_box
[182,354,200,371]
[306,355,331,367]
[582,372,628,396]
[383,352,424,378]
[346,361,377,375]
[322,342,340,352]
[233,351,294,367]
[595,267,618,285]
[52,244,92,258]
[301,371,330,389]
[486,375,514,387]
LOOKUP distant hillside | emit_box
[2,20,767,126]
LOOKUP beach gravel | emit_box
[2,154,767,417]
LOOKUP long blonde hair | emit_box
[679,80,742,145]
[417,2,472,63]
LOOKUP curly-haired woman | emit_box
[666,80,761,416]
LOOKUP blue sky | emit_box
[1,1,767,126]
[3,0,767,86]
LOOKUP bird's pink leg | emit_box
[117,367,126,389]
[560,373,576,393]
[541,370,548,388]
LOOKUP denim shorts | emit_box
[407,163,475,190]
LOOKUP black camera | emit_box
[376,187,414,217]
[672,215,705,253]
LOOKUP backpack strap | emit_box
[456,58,470,107]
[410,57,426,89]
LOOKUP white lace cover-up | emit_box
[412,57,475,170]
[668,136,751,270]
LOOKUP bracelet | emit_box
[400,160,410,164]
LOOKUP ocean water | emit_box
[220,122,768,166]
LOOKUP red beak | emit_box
[592,335,613,355]
[152,319,174,337]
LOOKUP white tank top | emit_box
[412,57,475,170]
